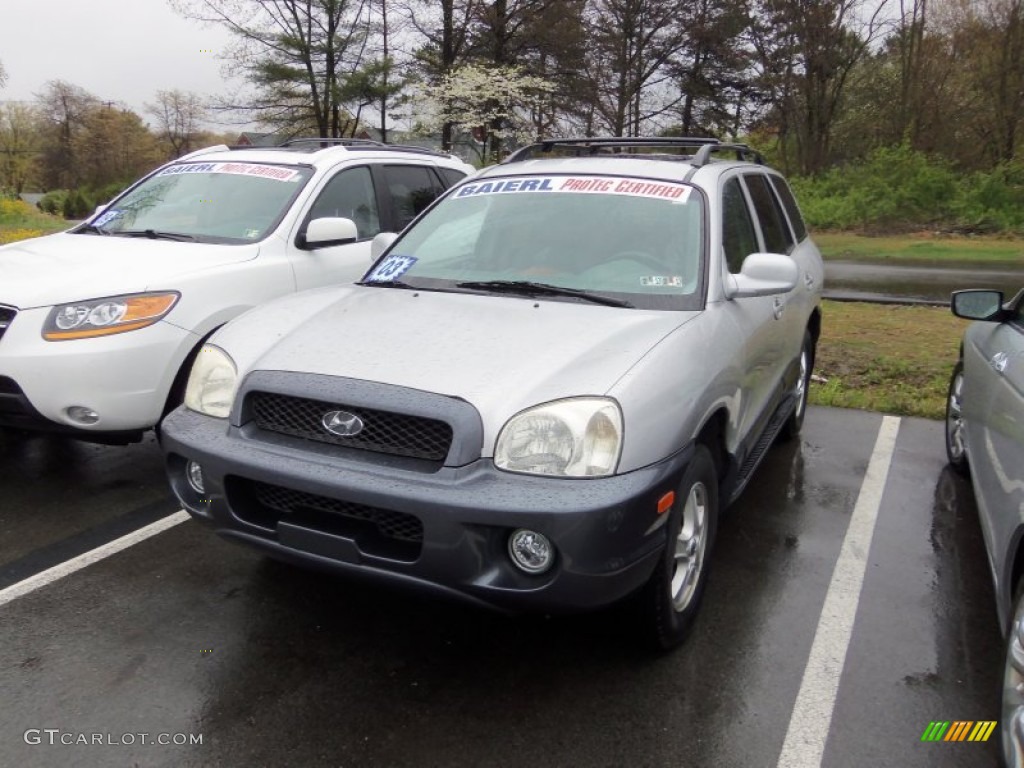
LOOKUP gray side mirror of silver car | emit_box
[725,253,799,298]
[371,232,399,261]
[951,289,1006,322]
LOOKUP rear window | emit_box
[382,165,444,230]
[439,167,468,187]
[744,174,795,254]
[769,176,808,241]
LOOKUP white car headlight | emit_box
[43,292,179,341]
[494,398,623,477]
[184,345,238,418]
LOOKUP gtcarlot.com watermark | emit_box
[24,729,203,747]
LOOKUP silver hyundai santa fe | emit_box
[160,137,824,649]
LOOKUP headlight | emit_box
[494,398,623,477]
[184,345,238,418]
[43,292,179,341]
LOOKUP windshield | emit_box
[363,173,705,310]
[77,161,314,244]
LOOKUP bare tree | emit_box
[403,0,480,149]
[171,0,376,137]
[0,103,42,194]
[147,90,209,158]
[945,0,1024,163]
[35,80,98,188]
[751,0,889,174]
[667,0,752,138]
[581,0,684,136]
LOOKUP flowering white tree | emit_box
[409,63,555,163]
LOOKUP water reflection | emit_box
[825,261,1023,304]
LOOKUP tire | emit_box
[640,444,719,650]
[945,361,969,475]
[1004,583,1024,767]
[780,330,814,441]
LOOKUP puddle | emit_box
[824,261,1024,304]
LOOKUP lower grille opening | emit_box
[227,477,423,562]
[0,307,15,342]
[0,376,23,396]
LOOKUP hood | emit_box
[0,232,259,308]
[247,286,698,431]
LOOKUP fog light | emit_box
[508,529,554,574]
[66,406,100,425]
[185,461,205,494]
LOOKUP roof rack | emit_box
[267,137,450,157]
[691,143,764,167]
[504,136,721,163]
[279,138,381,148]
[503,136,764,166]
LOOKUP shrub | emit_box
[791,144,1024,234]
[955,161,1024,233]
[62,188,95,219]
[38,190,68,216]
[92,181,130,207]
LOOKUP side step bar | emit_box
[726,394,797,506]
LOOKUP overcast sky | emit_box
[0,0,242,128]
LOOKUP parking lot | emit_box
[0,406,1004,767]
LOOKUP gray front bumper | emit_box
[161,406,693,613]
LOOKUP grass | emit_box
[0,199,68,244]
[815,231,1024,265]
[809,300,965,420]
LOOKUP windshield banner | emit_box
[157,162,302,182]
[455,175,691,202]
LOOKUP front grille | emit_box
[250,391,453,462]
[0,307,15,342]
[229,478,423,561]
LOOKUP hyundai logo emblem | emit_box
[322,410,364,437]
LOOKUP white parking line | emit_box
[0,510,190,609]
[776,415,901,768]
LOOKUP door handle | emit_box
[991,351,1009,373]
[773,297,785,320]
[804,272,815,289]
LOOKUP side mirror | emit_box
[91,205,107,219]
[951,289,1005,321]
[303,217,358,249]
[371,232,399,261]
[725,253,799,298]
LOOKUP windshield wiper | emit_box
[355,279,418,289]
[116,229,196,242]
[76,223,110,236]
[455,280,633,308]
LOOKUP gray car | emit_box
[945,288,1024,763]
[160,137,824,649]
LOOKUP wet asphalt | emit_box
[0,407,1004,768]
[824,261,1024,304]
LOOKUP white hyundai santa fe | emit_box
[0,139,473,442]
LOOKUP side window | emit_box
[308,166,380,240]
[744,173,795,254]
[722,178,759,274]
[438,167,468,188]
[383,165,443,230]
[770,175,808,241]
